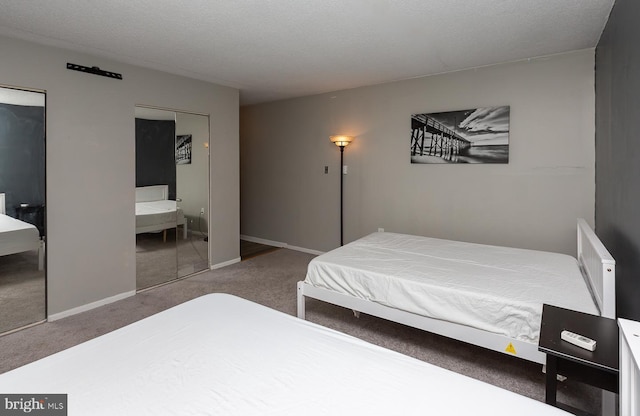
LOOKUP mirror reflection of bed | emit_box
[134,107,209,290]
[0,85,46,334]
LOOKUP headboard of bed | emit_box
[577,218,616,318]
[0,193,5,215]
[135,185,169,203]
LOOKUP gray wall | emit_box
[241,50,596,256]
[0,35,239,316]
[595,0,640,320]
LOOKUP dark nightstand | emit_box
[538,304,618,414]
[15,204,45,237]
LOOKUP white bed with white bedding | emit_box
[0,294,570,415]
[0,193,44,270]
[135,185,187,240]
[298,219,615,364]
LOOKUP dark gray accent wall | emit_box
[135,118,176,200]
[0,103,45,218]
[595,0,640,320]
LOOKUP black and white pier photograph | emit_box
[411,106,510,164]
[175,134,192,165]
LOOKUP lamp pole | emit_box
[339,144,345,246]
[330,135,354,247]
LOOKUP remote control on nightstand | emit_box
[561,330,596,351]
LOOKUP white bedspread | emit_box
[0,294,568,415]
[305,232,598,343]
[135,200,178,227]
[0,213,40,256]
[135,200,187,235]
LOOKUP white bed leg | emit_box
[38,239,45,271]
[297,281,306,320]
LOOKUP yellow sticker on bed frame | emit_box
[505,343,517,355]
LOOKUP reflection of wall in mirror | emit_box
[176,112,209,236]
[135,118,177,200]
[0,95,45,221]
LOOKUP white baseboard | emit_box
[285,245,324,256]
[240,234,287,248]
[240,235,324,256]
[48,290,136,321]
[211,257,241,269]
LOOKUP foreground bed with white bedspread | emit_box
[0,294,569,415]
[619,318,640,416]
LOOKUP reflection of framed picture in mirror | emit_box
[176,134,192,165]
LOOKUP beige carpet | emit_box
[0,250,45,334]
[0,249,601,414]
[240,239,280,260]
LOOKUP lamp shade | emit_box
[330,135,354,147]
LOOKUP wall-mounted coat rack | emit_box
[66,63,123,80]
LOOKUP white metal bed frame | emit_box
[297,219,615,364]
[135,185,187,240]
[0,193,44,271]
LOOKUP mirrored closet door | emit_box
[135,106,209,290]
[0,85,46,334]
[175,111,210,278]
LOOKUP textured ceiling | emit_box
[0,0,615,105]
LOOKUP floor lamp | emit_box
[330,135,354,246]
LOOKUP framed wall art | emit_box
[411,106,510,164]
